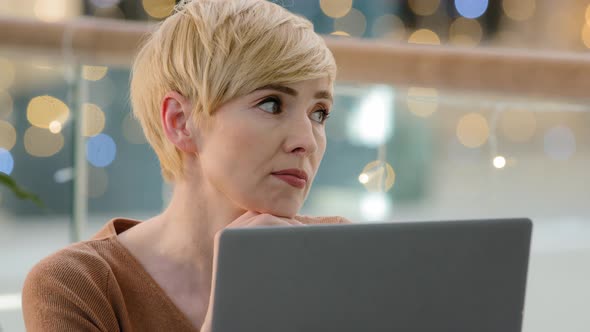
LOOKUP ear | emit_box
[161,91,198,153]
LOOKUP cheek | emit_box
[314,129,327,161]
[206,119,271,181]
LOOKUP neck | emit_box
[119,162,246,324]
[157,178,245,267]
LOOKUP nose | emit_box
[282,113,319,157]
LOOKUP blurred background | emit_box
[0,0,589,331]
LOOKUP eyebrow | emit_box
[255,84,333,102]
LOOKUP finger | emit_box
[226,210,260,228]
[244,214,304,227]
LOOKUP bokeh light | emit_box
[54,167,73,183]
[0,58,16,90]
[49,120,62,134]
[493,156,507,169]
[456,113,489,148]
[86,133,117,167]
[348,86,394,147]
[122,113,148,144]
[24,126,64,157]
[320,0,353,19]
[0,148,14,175]
[544,126,576,161]
[82,65,108,81]
[409,0,440,16]
[334,8,367,38]
[499,109,536,143]
[87,166,109,198]
[449,18,483,47]
[582,24,590,49]
[359,160,396,193]
[27,95,70,129]
[372,14,406,41]
[502,0,536,21]
[34,0,81,22]
[360,192,391,221]
[406,87,439,118]
[408,29,441,45]
[358,173,369,184]
[83,103,106,137]
[0,120,17,151]
[455,0,488,19]
[330,31,351,37]
[0,90,14,118]
[142,0,175,19]
[93,5,125,19]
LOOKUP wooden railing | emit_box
[1,16,589,101]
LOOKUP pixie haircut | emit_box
[130,0,337,182]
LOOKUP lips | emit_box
[272,169,308,181]
[271,169,308,189]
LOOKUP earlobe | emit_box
[161,91,198,153]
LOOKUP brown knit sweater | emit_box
[22,215,350,331]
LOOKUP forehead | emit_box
[256,78,333,100]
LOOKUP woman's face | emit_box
[195,77,333,217]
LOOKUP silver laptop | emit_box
[211,218,532,332]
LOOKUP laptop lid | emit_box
[211,218,532,332]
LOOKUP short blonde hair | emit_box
[130,0,337,182]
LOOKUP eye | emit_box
[257,97,282,114]
[310,108,331,124]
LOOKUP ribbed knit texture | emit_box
[22,215,350,331]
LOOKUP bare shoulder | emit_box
[294,214,352,225]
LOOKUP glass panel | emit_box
[305,82,590,332]
[0,54,74,332]
[81,65,164,237]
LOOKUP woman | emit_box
[22,0,349,331]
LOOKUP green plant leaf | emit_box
[0,173,44,208]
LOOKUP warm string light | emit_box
[334,8,367,38]
[330,31,351,37]
[449,18,483,47]
[24,126,65,157]
[502,0,536,21]
[320,0,353,18]
[408,29,441,45]
[27,96,70,129]
[409,0,440,16]
[0,58,15,90]
[456,113,489,148]
[0,90,13,118]
[582,24,590,49]
[82,65,109,81]
[142,0,175,19]
[372,15,406,41]
[493,156,506,168]
[82,103,106,137]
[358,160,396,193]
[0,120,17,151]
[406,87,439,117]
